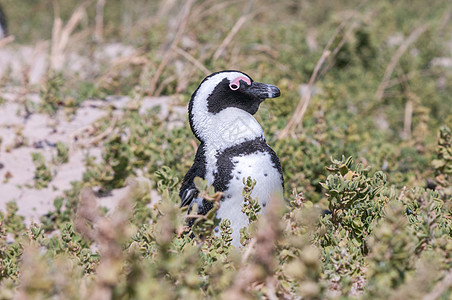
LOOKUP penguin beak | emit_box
[246,82,281,100]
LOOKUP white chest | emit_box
[215,151,283,247]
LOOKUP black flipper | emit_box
[180,188,197,208]
[179,143,207,208]
[0,4,8,39]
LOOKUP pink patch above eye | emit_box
[229,76,251,90]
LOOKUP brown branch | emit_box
[87,115,118,145]
[212,13,252,61]
[94,0,106,42]
[320,21,359,77]
[398,186,407,201]
[185,214,208,220]
[173,46,211,75]
[422,271,452,300]
[396,65,415,140]
[266,277,278,300]
[147,0,195,96]
[278,50,330,139]
[154,74,177,96]
[197,0,241,19]
[438,8,451,36]
[0,35,15,48]
[241,238,257,264]
[375,24,429,101]
[50,0,93,71]
[278,14,361,139]
[96,48,148,86]
[385,69,431,89]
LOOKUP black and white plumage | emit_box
[0,4,7,39]
[180,70,284,246]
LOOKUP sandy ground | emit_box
[0,40,190,223]
[0,91,186,223]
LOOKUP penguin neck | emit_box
[193,107,265,151]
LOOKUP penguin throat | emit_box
[194,108,264,150]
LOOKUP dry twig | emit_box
[185,214,208,220]
[278,50,330,139]
[87,115,118,145]
[0,35,14,48]
[51,1,93,71]
[148,0,195,96]
[375,24,429,101]
[319,20,360,77]
[438,8,451,36]
[94,0,106,42]
[213,13,252,61]
[384,69,431,89]
[397,66,415,139]
[173,46,211,75]
[197,0,241,19]
[422,271,452,300]
[278,15,360,139]
[266,277,278,300]
[96,48,148,88]
[155,74,177,96]
[241,238,257,264]
[398,186,407,201]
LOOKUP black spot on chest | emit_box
[213,137,284,192]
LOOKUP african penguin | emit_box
[180,70,284,247]
[0,4,7,39]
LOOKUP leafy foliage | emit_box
[31,152,53,189]
[1,0,452,298]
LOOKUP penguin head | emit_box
[189,70,280,143]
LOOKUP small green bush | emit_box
[1,0,451,298]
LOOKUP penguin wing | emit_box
[180,187,198,207]
[0,4,8,38]
[179,143,206,208]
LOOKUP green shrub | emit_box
[1,0,452,298]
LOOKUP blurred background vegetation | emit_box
[0,0,451,298]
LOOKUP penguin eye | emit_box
[229,82,240,90]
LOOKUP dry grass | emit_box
[50,1,93,71]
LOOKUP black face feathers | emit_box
[206,78,280,115]
[206,78,260,115]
